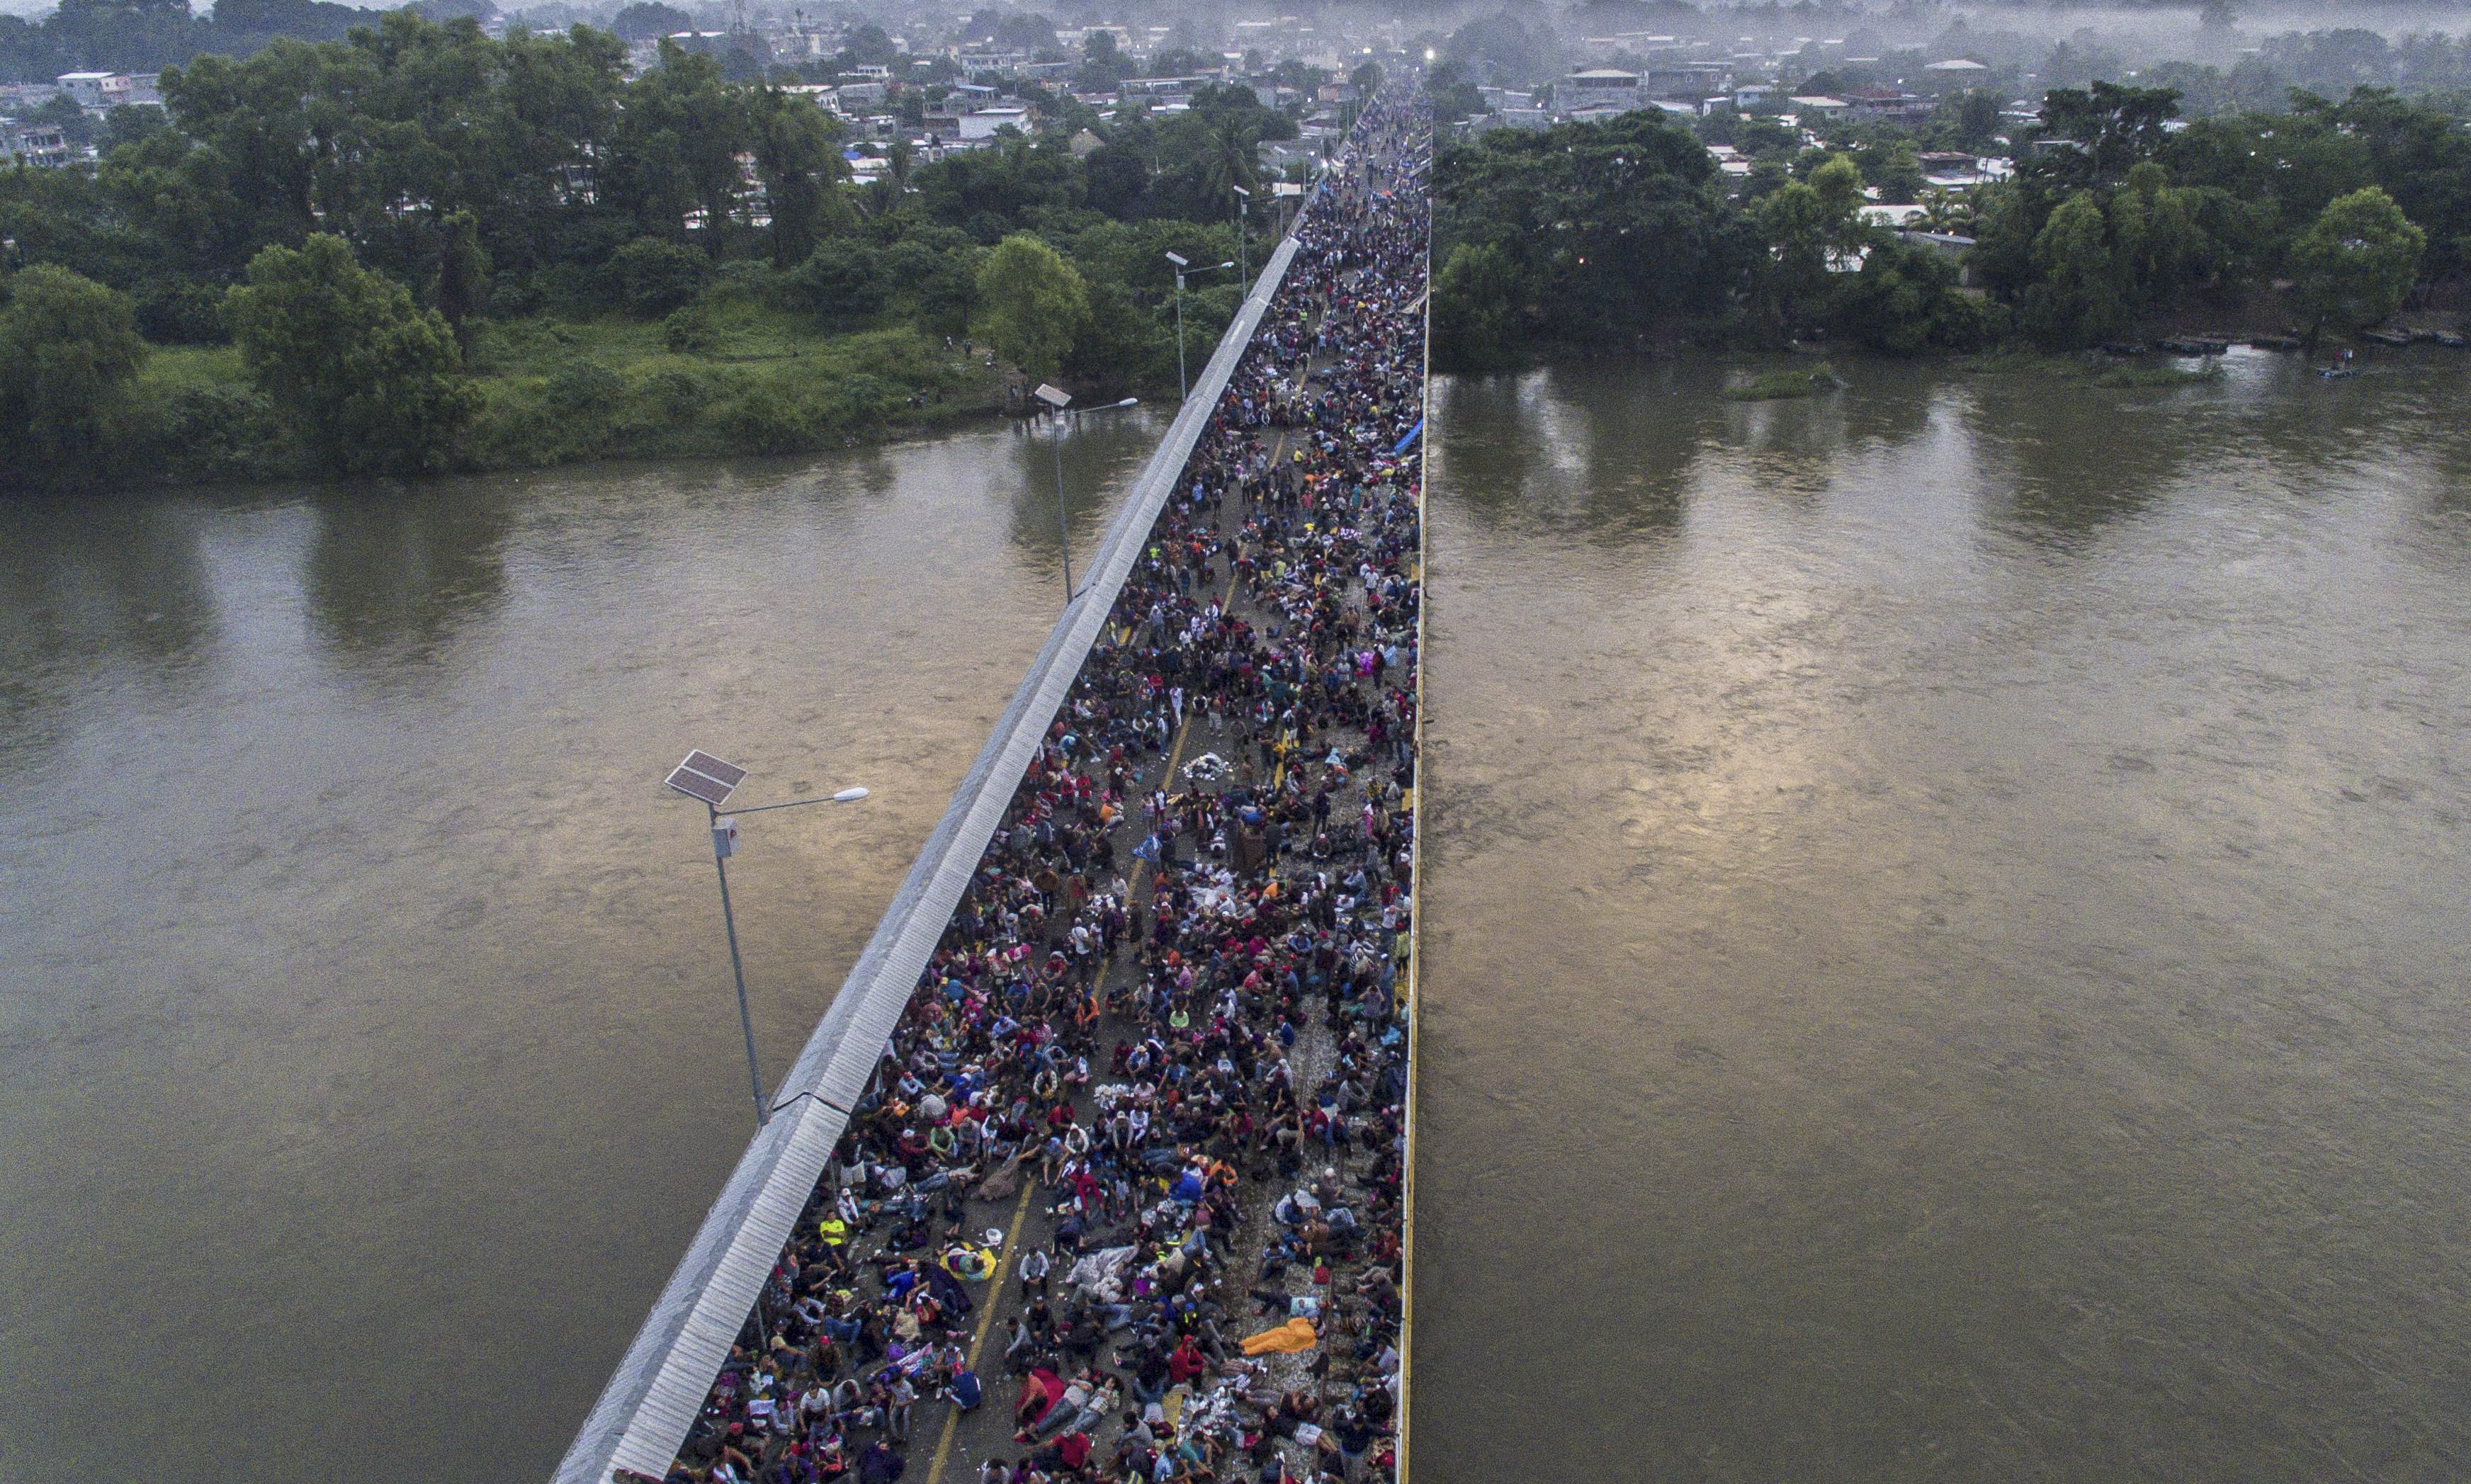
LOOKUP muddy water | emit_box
[0,414,1165,1483]
[1415,353,2471,1483]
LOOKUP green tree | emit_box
[973,232,1086,383]
[609,235,714,315]
[2105,161,2206,310]
[1827,240,1995,355]
[1863,140,1924,205]
[2289,186,2426,339]
[834,23,898,69]
[1945,89,2000,152]
[788,239,888,327]
[2021,191,2125,349]
[1808,152,1867,247]
[1425,61,1486,125]
[1430,241,1532,372]
[226,233,478,474]
[748,85,851,268]
[1436,111,1748,353]
[431,207,490,347]
[611,0,689,41]
[2034,81,2182,190]
[27,94,100,149]
[1752,180,1836,333]
[0,266,148,470]
[2333,89,2471,281]
[606,43,750,249]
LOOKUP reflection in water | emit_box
[1419,354,2471,1484]
[1963,373,2190,540]
[1002,407,1174,573]
[0,428,1161,1484]
[1441,367,1704,540]
[0,494,220,775]
[302,484,512,657]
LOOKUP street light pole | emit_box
[1163,253,1236,403]
[662,751,867,1129]
[706,797,764,1126]
[1033,383,1141,606]
[1232,185,1252,288]
[1051,410,1071,599]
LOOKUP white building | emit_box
[56,71,132,109]
[1560,68,1641,114]
[957,104,1031,139]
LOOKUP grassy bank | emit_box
[2093,361,2229,389]
[1724,363,1842,401]
[96,302,1005,489]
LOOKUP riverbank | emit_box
[61,304,1015,494]
[1561,329,2460,405]
[6,279,1240,496]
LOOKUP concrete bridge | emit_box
[557,112,1430,1484]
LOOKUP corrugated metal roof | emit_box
[556,233,1306,1484]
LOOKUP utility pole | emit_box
[1233,184,1252,288]
[1032,384,1140,604]
[1162,252,1235,401]
[661,752,869,1128]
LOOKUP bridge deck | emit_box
[557,96,1432,1484]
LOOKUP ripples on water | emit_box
[0,415,1165,1483]
[1417,353,2471,1483]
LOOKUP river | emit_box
[0,412,1169,1483]
[1415,351,2471,1482]
[7,352,2468,1483]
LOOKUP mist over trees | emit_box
[1435,74,2467,369]
[0,6,1323,485]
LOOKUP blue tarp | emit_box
[1392,419,1423,455]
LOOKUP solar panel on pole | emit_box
[666,752,745,807]
[682,752,746,788]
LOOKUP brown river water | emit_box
[4,351,2467,1482]
[0,413,1167,1481]
[1415,351,2471,1483]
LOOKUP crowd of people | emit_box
[648,94,1433,1484]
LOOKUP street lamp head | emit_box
[1112,397,1139,409]
[832,786,871,803]
[1216,260,1236,270]
[1232,185,1250,197]
[1032,383,1071,410]
[1164,250,1189,268]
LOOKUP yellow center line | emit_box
[923,426,1289,1484]
[920,1178,1036,1484]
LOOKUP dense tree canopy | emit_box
[1433,69,2460,368]
[975,233,1087,383]
[2290,187,2426,336]
[0,265,149,468]
[226,232,479,473]
[1435,111,1748,366]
